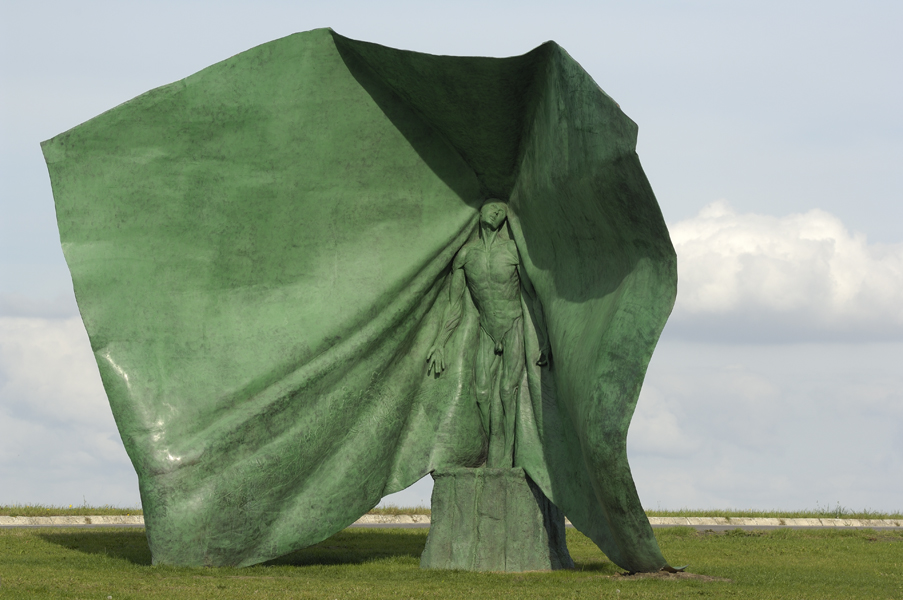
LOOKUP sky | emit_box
[1,0,900,512]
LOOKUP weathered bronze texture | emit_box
[42,28,677,572]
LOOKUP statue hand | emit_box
[427,345,446,376]
[536,345,552,368]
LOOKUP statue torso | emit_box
[459,238,523,341]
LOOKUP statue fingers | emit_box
[427,348,446,376]
[536,349,552,367]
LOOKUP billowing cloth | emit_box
[42,29,677,572]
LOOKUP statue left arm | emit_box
[507,216,552,367]
[518,260,552,367]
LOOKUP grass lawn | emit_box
[0,526,900,599]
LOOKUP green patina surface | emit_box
[42,29,677,572]
[422,468,573,571]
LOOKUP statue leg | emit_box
[497,322,524,468]
[474,328,496,448]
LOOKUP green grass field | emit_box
[0,526,900,599]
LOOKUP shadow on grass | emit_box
[38,528,428,568]
[38,529,153,565]
[570,561,618,573]
[36,528,614,572]
[264,529,427,566]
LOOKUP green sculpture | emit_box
[421,200,570,571]
[427,200,549,468]
[42,28,678,573]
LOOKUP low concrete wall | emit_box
[1,514,900,528]
[0,515,145,526]
[646,516,902,528]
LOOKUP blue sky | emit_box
[1,0,901,511]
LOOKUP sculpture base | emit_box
[420,467,573,572]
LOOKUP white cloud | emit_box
[0,316,138,506]
[629,340,903,512]
[627,385,700,458]
[0,317,108,425]
[669,201,903,341]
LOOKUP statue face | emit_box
[480,202,507,230]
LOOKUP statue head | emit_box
[480,200,508,230]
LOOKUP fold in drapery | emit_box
[42,28,676,572]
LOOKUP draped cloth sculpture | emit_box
[42,29,678,572]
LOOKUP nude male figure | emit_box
[427,201,549,468]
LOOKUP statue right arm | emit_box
[427,249,467,376]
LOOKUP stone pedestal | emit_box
[420,467,573,571]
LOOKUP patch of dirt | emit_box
[614,571,731,583]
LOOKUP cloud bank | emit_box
[669,201,903,342]
[628,339,903,512]
[0,316,138,507]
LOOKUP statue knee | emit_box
[475,386,491,405]
[498,383,517,403]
